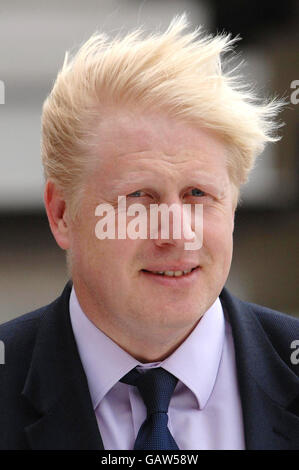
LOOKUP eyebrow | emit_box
[184,171,228,197]
[108,169,228,198]
[108,171,156,193]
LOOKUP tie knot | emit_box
[120,367,178,416]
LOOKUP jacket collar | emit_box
[22,281,299,449]
[220,287,299,449]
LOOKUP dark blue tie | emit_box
[120,367,179,450]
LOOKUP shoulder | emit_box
[0,282,72,354]
[0,281,72,379]
[0,303,53,387]
[245,299,299,365]
[0,280,72,371]
[221,286,299,336]
[0,303,55,442]
[249,300,299,331]
[221,287,299,375]
[238,296,299,343]
[0,305,47,358]
[0,283,73,449]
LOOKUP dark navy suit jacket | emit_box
[0,281,298,449]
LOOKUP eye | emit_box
[188,188,206,197]
[127,190,146,198]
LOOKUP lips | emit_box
[142,266,198,277]
[140,266,201,286]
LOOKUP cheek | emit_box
[89,238,138,277]
[202,212,233,254]
[69,215,103,273]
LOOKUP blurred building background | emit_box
[0,0,298,323]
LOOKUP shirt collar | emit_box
[69,286,225,410]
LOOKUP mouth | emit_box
[140,265,201,286]
[141,266,199,277]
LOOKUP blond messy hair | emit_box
[42,14,284,220]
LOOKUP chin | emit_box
[149,306,201,330]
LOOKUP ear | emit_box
[231,184,239,233]
[44,179,70,250]
[232,207,235,233]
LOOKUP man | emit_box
[0,16,298,450]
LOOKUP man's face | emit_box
[68,108,236,341]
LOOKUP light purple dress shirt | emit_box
[69,286,245,450]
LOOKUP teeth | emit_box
[152,268,193,277]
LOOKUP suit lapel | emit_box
[220,288,299,449]
[21,281,104,450]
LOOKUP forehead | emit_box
[91,109,229,184]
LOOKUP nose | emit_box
[150,200,202,251]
